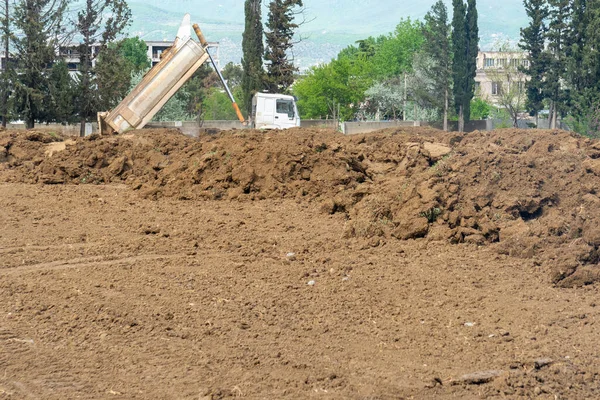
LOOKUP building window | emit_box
[152,46,170,60]
[474,81,481,93]
[484,58,494,68]
[496,58,507,68]
[492,82,502,95]
[522,59,530,67]
[510,59,520,68]
[516,81,525,93]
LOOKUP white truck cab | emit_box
[252,92,301,130]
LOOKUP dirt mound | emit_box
[2,126,600,287]
[344,128,600,287]
[0,128,370,200]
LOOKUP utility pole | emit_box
[403,72,407,121]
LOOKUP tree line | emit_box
[4,0,599,136]
[294,0,600,136]
[0,0,150,134]
[293,0,479,132]
[0,0,249,134]
[520,0,600,135]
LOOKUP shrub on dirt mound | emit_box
[1,127,600,287]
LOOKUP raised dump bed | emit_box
[98,14,209,134]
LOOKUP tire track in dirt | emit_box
[0,242,97,255]
[0,254,184,275]
[0,330,37,399]
[0,329,89,399]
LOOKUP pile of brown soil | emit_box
[2,126,599,287]
[0,128,369,201]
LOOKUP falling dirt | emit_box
[0,127,599,399]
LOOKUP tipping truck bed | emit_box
[98,14,209,135]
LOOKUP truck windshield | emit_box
[276,99,295,118]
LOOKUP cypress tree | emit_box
[545,0,572,128]
[0,0,10,128]
[423,0,452,131]
[241,0,264,116]
[567,0,600,134]
[520,0,549,123]
[580,1,600,94]
[568,0,587,92]
[451,0,468,132]
[465,0,479,123]
[451,0,478,132]
[264,0,303,93]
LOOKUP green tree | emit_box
[241,0,264,116]
[0,0,11,127]
[451,0,478,132]
[519,0,549,124]
[370,19,424,80]
[75,0,131,136]
[12,0,67,129]
[222,62,243,87]
[294,19,425,122]
[293,53,372,120]
[119,36,150,73]
[470,97,490,120]
[95,46,132,110]
[203,88,244,120]
[48,61,76,124]
[466,0,479,122]
[422,0,452,130]
[545,0,572,128]
[364,78,405,120]
[451,0,468,132]
[175,64,216,121]
[264,0,303,93]
[565,0,600,136]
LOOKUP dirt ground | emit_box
[1,127,599,399]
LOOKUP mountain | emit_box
[118,0,528,69]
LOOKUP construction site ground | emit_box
[0,127,599,399]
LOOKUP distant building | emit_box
[0,40,220,74]
[475,51,529,104]
[145,40,220,68]
[57,44,102,72]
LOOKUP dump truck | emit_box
[252,92,300,130]
[98,14,300,134]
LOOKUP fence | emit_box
[6,118,570,138]
[7,122,97,136]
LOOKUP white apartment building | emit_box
[0,40,220,73]
[145,40,220,68]
[475,51,529,104]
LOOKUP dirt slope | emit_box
[1,127,600,398]
[2,127,600,287]
[0,183,599,399]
